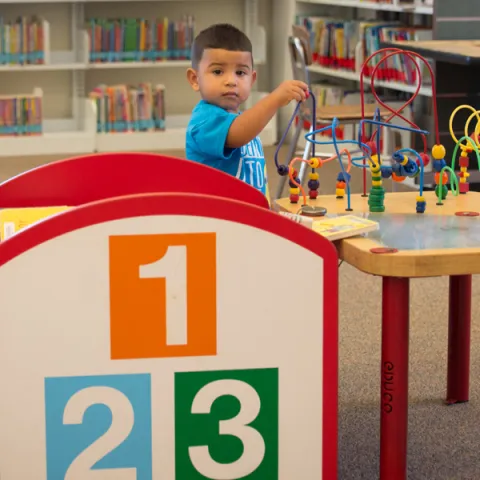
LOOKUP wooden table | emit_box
[275,190,480,480]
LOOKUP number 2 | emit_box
[63,387,136,480]
[109,233,217,360]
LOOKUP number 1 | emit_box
[109,233,217,360]
[140,245,187,346]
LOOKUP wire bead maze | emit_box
[448,104,480,197]
[274,47,458,214]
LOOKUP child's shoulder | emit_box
[191,100,228,117]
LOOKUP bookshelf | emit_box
[272,0,435,134]
[0,0,273,158]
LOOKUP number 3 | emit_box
[189,380,265,479]
[63,386,136,480]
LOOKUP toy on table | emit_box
[449,104,480,196]
[274,47,462,214]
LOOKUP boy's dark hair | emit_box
[191,23,253,69]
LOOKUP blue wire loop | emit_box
[275,92,432,211]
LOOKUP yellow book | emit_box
[312,215,379,241]
[0,206,71,240]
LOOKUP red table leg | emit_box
[446,274,472,404]
[380,276,410,480]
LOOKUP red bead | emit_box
[289,194,300,203]
[417,153,430,168]
[309,190,318,199]
[459,156,469,168]
[366,141,377,156]
[459,182,470,194]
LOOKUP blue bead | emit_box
[404,159,419,177]
[392,163,401,175]
[288,178,300,188]
[392,151,403,163]
[308,179,320,189]
[416,201,426,213]
[433,159,446,172]
[277,165,289,176]
[338,172,351,183]
[381,167,392,178]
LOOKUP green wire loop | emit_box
[451,135,480,171]
[437,166,459,204]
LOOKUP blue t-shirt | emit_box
[186,100,267,195]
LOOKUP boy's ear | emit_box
[252,70,257,85]
[187,68,200,91]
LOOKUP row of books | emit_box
[88,16,194,63]
[0,92,42,136]
[296,16,432,84]
[89,83,166,133]
[0,16,45,65]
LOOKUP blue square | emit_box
[45,373,152,479]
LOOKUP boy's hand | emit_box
[272,80,309,107]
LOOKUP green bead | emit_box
[369,206,385,212]
[435,184,448,200]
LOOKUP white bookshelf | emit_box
[272,0,434,133]
[0,0,274,158]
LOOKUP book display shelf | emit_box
[272,0,435,136]
[0,0,274,158]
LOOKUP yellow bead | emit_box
[461,166,467,172]
[309,157,320,168]
[416,195,425,202]
[336,189,344,197]
[372,180,382,187]
[465,172,470,178]
[309,172,319,180]
[460,178,466,183]
[432,144,446,160]
[290,187,300,194]
[461,151,468,157]
[400,155,408,166]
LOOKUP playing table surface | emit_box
[275,191,480,277]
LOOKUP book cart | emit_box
[0,152,339,479]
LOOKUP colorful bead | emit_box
[336,181,346,188]
[392,173,405,182]
[459,182,470,194]
[308,179,320,190]
[459,156,469,168]
[366,141,377,156]
[290,187,300,195]
[372,180,382,187]
[433,159,447,172]
[336,189,345,197]
[309,172,319,180]
[309,157,321,168]
[289,193,300,203]
[432,144,446,160]
[309,190,318,199]
[337,172,351,183]
[434,172,448,185]
[416,195,425,202]
[418,153,430,168]
[381,167,392,178]
[416,201,426,213]
[435,184,448,200]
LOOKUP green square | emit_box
[174,367,279,479]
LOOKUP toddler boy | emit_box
[185,23,308,197]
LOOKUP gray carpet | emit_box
[5,146,480,479]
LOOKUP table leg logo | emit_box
[109,233,217,360]
[174,368,279,479]
[44,373,152,480]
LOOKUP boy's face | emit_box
[187,48,256,112]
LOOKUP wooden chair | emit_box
[0,152,270,209]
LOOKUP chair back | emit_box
[0,152,270,209]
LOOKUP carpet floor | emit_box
[5,145,480,479]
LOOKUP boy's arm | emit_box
[226,80,308,149]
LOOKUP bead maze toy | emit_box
[274,47,467,215]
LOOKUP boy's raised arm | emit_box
[226,80,308,149]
